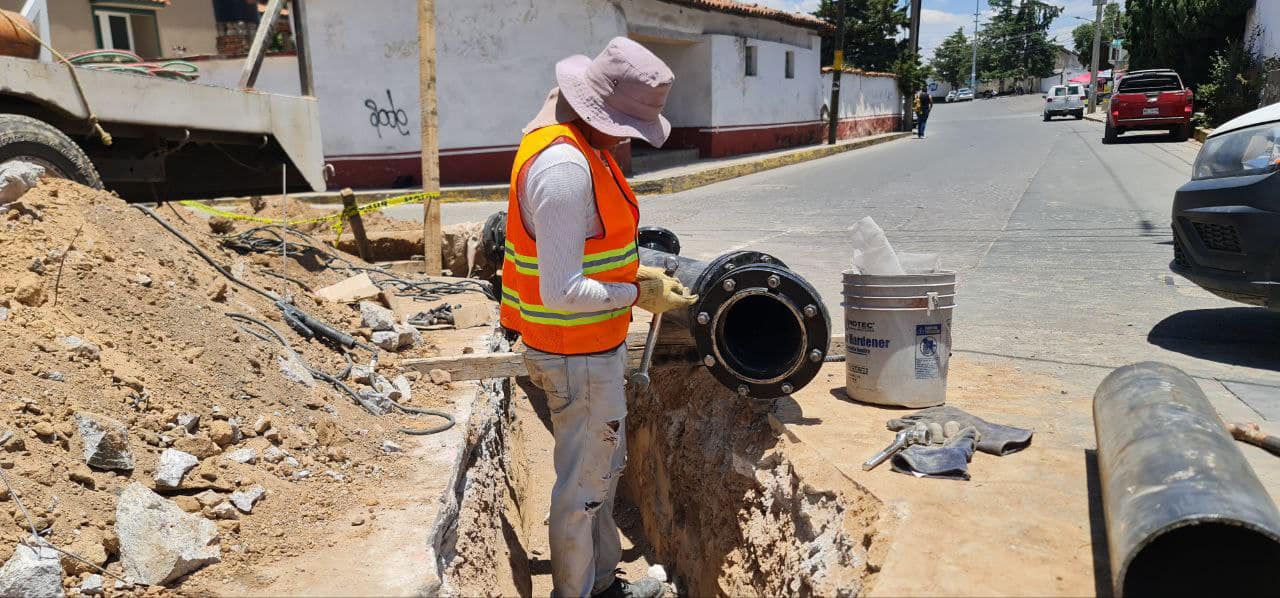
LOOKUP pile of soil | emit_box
[0,180,467,594]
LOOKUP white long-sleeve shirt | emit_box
[518,143,638,312]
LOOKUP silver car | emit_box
[955,88,975,101]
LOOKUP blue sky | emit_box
[754,0,1104,58]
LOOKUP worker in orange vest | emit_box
[500,37,696,598]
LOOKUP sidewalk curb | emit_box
[220,132,910,208]
[1083,111,1211,142]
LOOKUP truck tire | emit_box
[1172,123,1192,142]
[1074,110,1084,120]
[1044,112,1051,122]
[1103,121,1118,144]
[0,114,102,189]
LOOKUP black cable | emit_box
[133,205,280,302]
[225,312,453,435]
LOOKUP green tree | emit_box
[1072,4,1126,71]
[978,0,1062,89]
[813,0,910,72]
[1124,0,1251,88]
[930,28,973,88]
[893,49,932,96]
[1198,29,1280,125]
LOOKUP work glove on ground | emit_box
[887,405,1033,456]
[890,425,980,481]
[635,275,697,315]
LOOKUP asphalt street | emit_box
[444,95,1280,415]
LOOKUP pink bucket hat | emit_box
[554,37,674,147]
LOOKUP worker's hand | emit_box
[635,265,669,282]
[635,276,697,315]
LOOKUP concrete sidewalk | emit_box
[222,132,909,207]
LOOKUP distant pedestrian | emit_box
[914,87,933,138]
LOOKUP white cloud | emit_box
[919,9,975,59]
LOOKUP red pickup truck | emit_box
[1104,69,1194,143]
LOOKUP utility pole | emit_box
[827,0,845,145]
[1087,0,1104,114]
[419,0,442,274]
[903,0,922,133]
[970,0,979,91]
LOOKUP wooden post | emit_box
[419,0,442,274]
[340,188,373,262]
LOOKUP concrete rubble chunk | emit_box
[80,574,103,596]
[0,543,64,598]
[262,446,287,464]
[277,354,315,387]
[193,490,223,508]
[57,336,101,361]
[371,324,420,352]
[154,449,199,489]
[357,390,395,416]
[392,375,412,402]
[225,447,257,464]
[208,501,239,520]
[359,301,397,331]
[0,305,8,322]
[75,412,134,471]
[14,274,46,307]
[176,413,200,434]
[116,483,220,586]
[230,485,266,513]
[381,440,402,453]
[0,160,43,204]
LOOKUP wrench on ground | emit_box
[630,257,679,392]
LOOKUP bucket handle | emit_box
[926,291,939,315]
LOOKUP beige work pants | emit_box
[524,343,628,598]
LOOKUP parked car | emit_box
[1043,84,1085,120]
[955,88,975,102]
[946,89,958,103]
[1170,101,1280,309]
[1104,69,1194,143]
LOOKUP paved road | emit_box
[444,95,1279,410]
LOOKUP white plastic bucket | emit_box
[843,270,956,407]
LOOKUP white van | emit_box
[1044,84,1086,120]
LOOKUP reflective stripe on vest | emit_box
[498,122,640,355]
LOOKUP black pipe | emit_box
[638,240,829,399]
[1093,362,1280,597]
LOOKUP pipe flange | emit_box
[638,226,681,255]
[692,261,829,399]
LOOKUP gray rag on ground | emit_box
[887,405,1034,456]
[890,426,979,480]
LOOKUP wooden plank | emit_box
[238,0,286,89]
[403,332,844,382]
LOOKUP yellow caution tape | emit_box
[176,191,439,242]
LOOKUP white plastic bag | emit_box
[850,216,905,275]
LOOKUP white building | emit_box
[259,0,902,187]
[10,0,902,189]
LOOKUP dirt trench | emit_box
[436,355,893,597]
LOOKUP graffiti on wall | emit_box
[364,89,411,138]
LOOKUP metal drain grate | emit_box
[1192,221,1242,253]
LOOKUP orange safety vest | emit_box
[499,122,640,355]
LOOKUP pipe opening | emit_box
[717,292,804,383]
[1123,523,1280,597]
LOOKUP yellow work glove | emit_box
[635,265,668,282]
[635,275,697,315]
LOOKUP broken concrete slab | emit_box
[314,273,381,303]
[225,447,257,464]
[0,543,64,598]
[359,301,397,331]
[116,482,221,586]
[75,412,134,471]
[277,354,315,387]
[371,323,421,352]
[230,485,267,513]
[208,502,240,520]
[80,574,103,596]
[154,448,199,489]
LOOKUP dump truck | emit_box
[0,0,324,201]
